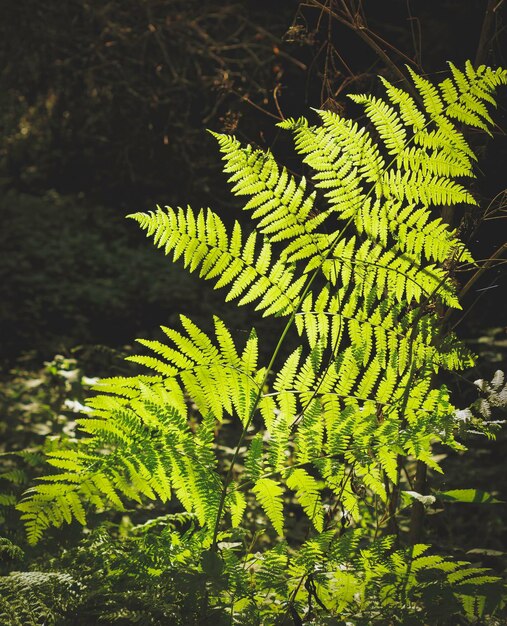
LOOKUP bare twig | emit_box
[303,0,416,94]
[443,242,507,327]
[475,0,499,67]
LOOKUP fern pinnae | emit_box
[286,468,325,532]
[347,94,408,157]
[17,65,507,607]
[252,477,285,536]
[211,130,322,250]
[209,242,330,543]
[129,207,302,317]
[406,66,445,117]
[227,488,247,528]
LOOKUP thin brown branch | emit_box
[303,0,416,94]
[443,242,507,326]
[273,83,284,120]
[475,0,499,67]
[233,91,282,121]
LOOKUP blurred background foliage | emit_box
[0,0,505,364]
[0,0,300,362]
[0,0,295,205]
[0,190,244,358]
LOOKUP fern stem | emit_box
[210,297,302,549]
[211,205,360,549]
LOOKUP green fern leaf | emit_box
[252,477,284,535]
[244,433,264,481]
[286,468,324,532]
[229,489,247,527]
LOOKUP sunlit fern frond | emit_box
[17,62,506,543]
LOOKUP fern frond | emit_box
[122,315,261,423]
[18,63,506,575]
[348,94,407,156]
[283,114,382,220]
[286,468,324,532]
[252,477,284,535]
[293,398,324,464]
[244,432,264,482]
[378,168,475,206]
[228,488,247,527]
[17,371,227,542]
[129,207,305,317]
[379,76,427,131]
[210,132,323,243]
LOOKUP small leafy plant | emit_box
[12,62,507,624]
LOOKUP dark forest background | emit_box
[1,0,506,362]
[0,0,506,590]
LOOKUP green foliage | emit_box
[0,518,503,625]
[0,354,91,543]
[11,63,507,623]
[0,570,78,626]
[435,488,503,504]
